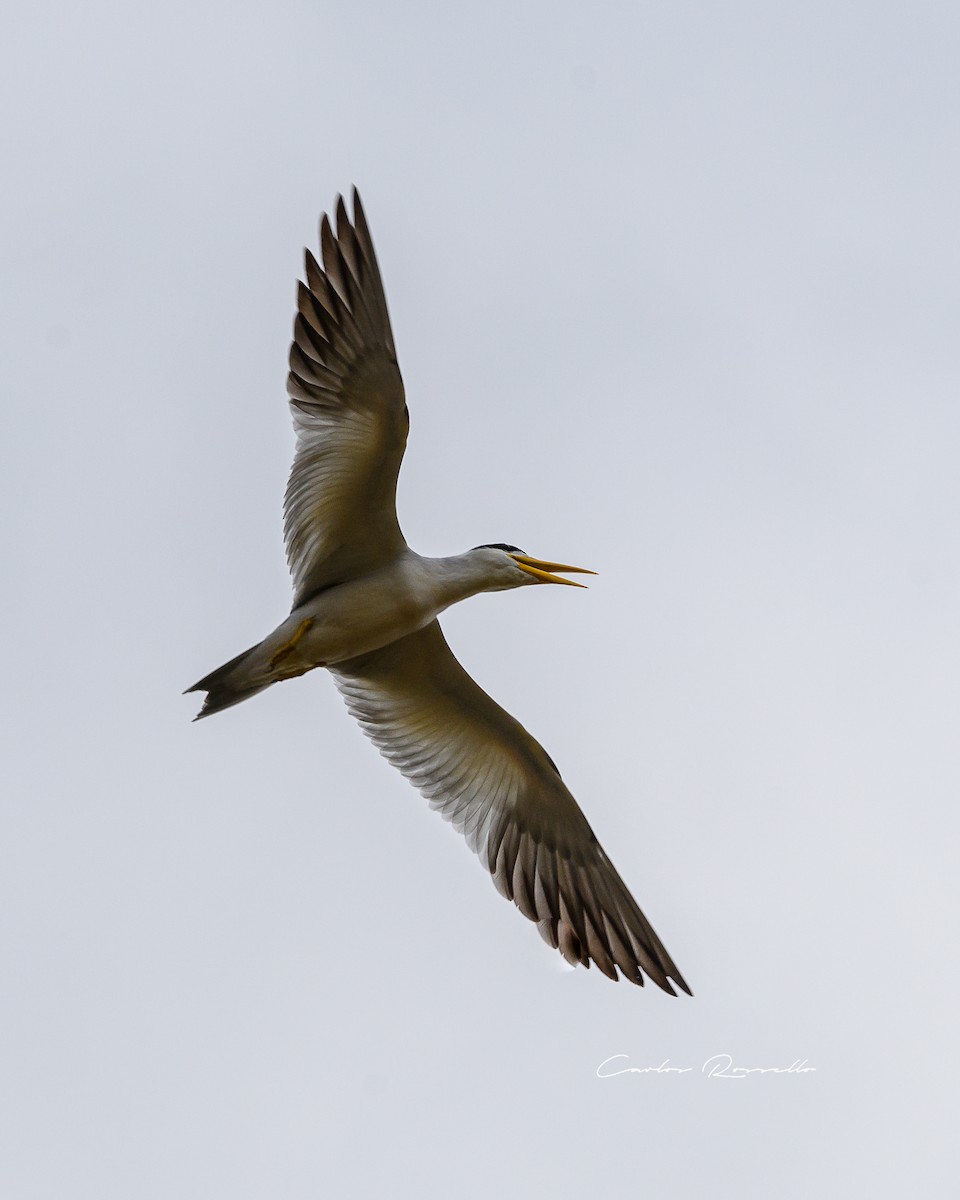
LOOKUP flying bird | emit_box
[187,190,690,995]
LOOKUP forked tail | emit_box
[184,643,274,720]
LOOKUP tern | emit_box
[187,190,690,995]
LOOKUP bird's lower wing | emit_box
[330,621,690,994]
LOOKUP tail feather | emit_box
[185,643,274,720]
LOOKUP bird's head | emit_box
[469,543,596,591]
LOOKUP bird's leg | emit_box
[269,617,315,670]
[275,662,311,682]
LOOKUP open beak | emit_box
[509,554,597,588]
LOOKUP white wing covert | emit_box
[331,621,690,994]
[284,189,408,608]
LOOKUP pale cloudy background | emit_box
[2,1,957,1195]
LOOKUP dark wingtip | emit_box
[352,188,369,232]
[672,974,694,998]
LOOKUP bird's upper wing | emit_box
[330,621,690,994]
[284,190,409,608]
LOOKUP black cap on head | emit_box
[473,543,525,553]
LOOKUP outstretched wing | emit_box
[284,189,408,608]
[330,622,691,994]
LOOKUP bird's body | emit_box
[188,190,691,996]
[191,547,558,714]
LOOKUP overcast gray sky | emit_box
[2,1,958,1196]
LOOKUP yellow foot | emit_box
[269,618,315,670]
[276,663,310,682]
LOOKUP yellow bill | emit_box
[509,554,597,588]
